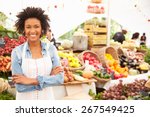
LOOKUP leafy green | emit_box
[74,70,83,76]
[0,91,15,100]
[0,25,19,38]
[144,48,150,64]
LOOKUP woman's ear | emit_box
[40,30,44,37]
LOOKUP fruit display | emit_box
[0,36,26,56]
[58,51,82,68]
[90,79,150,100]
[105,53,128,79]
[63,67,88,83]
[63,67,75,83]
[119,49,149,75]
[0,78,10,93]
[78,51,102,70]
[0,56,11,72]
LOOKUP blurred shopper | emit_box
[131,32,140,47]
[11,7,64,100]
[140,33,146,46]
[46,28,57,47]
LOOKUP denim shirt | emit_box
[11,41,64,92]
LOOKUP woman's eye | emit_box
[34,25,40,28]
[26,26,31,29]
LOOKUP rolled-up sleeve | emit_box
[37,73,64,89]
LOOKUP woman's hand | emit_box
[50,66,63,75]
[12,74,38,85]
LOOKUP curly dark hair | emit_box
[15,7,50,35]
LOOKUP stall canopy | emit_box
[110,0,150,33]
[0,0,150,45]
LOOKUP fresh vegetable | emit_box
[82,70,94,79]
[144,48,150,65]
[73,74,87,81]
[0,91,15,100]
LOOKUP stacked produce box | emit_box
[84,17,107,47]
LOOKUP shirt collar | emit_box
[25,41,47,52]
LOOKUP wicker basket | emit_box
[78,50,101,64]
[96,46,119,67]
[93,76,111,83]
[115,47,128,58]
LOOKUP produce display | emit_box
[0,36,26,56]
[0,78,10,93]
[105,54,128,79]
[58,51,82,68]
[63,67,91,83]
[93,69,111,83]
[64,67,75,83]
[0,56,11,72]
[119,50,149,75]
[93,69,111,79]
[89,79,150,100]
[79,51,102,70]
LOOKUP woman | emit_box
[11,7,64,100]
[131,32,140,47]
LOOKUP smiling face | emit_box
[24,18,42,42]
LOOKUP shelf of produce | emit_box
[103,71,150,90]
[63,79,97,85]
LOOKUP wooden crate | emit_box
[93,34,107,40]
[93,39,107,45]
[84,24,93,32]
[93,26,107,33]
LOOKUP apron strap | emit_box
[46,43,52,59]
[22,42,27,59]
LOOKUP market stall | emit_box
[0,0,150,100]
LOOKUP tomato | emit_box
[89,61,93,65]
